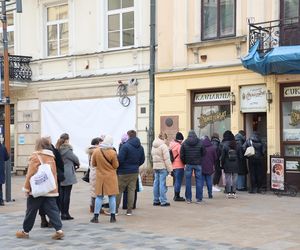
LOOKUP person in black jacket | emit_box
[180,130,205,203]
[243,131,266,193]
[235,130,248,191]
[39,136,65,228]
[220,130,239,198]
[0,141,9,206]
[211,133,222,192]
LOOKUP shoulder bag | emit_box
[244,140,255,157]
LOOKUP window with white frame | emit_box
[107,0,134,48]
[0,13,15,54]
[46,4,68,56]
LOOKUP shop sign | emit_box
[194,92,230,103]
[284,86,300,97]
[198,111,227,128]
[240,85,267,112]
[270,157,285,191]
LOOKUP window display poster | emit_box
[270,157,285,191]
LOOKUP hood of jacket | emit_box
[59,143,73,156]
[250,132,262,143]
[235,133,246,143]
[127,137,142,149]
[152,138,165,148]
[86,145,98,156]
[202,137,212,147]
[185,131,199,146]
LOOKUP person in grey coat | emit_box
[56,133,80,220]
[0,142,9,206]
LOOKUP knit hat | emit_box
[175,132,184,141]
[102,135,113,146]
[121,133,129,143]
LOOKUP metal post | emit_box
[1,0,12,202]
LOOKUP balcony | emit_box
[0,55,32,82]
[249,16,300,54]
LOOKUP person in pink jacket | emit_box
[169,132,185,201]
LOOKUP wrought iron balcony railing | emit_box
[249,16,300,54]
[0,55,32,81]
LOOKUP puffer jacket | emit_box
[23,149,59,197]
[151,138,172,172]
[220,140,239,174]
[201,137,217,175]
[59,143,80,186]
[169,140,184,169]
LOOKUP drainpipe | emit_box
[148,0,156,166]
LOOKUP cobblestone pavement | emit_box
[1,175,300,250]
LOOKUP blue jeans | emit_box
[237,175,247,190]
[201,174,212,199]
[185,165,202,201]
[94,195,116,214]
[153,169,168,204]
[173,168,184,193]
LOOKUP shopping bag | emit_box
[244,146,255,157]
[30,156,56,198]
[166,174,173,187]
[137,174,143,192]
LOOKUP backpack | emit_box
[169,149,178,163]
[228,148,238,161]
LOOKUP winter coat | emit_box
[51,144,65,182]
[86,145,98,198]
[59,143,80,186]
[151,138,172,172]
[242,133,266,160]
[169,140,184,169]
[235,133,248,175]
[23,150,59,197]
[220,140,239,174]
[0,144,9,184]
[180,132,205,165]
[211,137,221,170]
[201,137,217,175]
[92,146,119,196]
[117,137,145,175]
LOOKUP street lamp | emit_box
[0,0,22,202]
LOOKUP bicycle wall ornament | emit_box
[116,80,131,107]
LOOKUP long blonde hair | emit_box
[35,137,52,151]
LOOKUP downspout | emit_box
[148,0,156,166]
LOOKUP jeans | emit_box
[237,175,247,190]
[173,168,184,194]
[185,165,202,201]
[94,195,116,214]
[60,185,72,215]
[201,174,212,199]
[225,173,238,193]
[153,169,168,204]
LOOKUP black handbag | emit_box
[82,168,90,183]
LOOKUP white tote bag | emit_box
[30,155,56,198]
[166,174,173,187]
[244,140,255,157]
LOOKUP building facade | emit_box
[2,0,151,172]
[155,0,300,188]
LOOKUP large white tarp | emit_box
[41,97,136,168]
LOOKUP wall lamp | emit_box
[230,92,236,112]
[266,90,273,111]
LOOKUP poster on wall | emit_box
[270,156,285,191]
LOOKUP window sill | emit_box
[186,35,247,49]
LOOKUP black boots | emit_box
[173,192,185,201]
[110,213,116,223]
[61,213,74,220]
[40,215,49,228]
[90,214,99,223]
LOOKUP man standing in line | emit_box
[0,139,9,206]
[180,130,205,204]
[116,130,145,216]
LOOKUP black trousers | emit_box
[23,196,62,232]
[60,185,73,215]
[213,163,222,186]
[0,184,3,202]
[249,158,264,191]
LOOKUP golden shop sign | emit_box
[194,92,230,103]
[198,111,227,128]
[290,110,300,126]
[284,87,300,97]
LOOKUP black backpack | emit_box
[169,149,178,163]
[228,148,238,161]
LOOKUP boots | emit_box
[173,192,185,201]
[90,214,99,223]
[110,213,116,223]
[40,215,49,228]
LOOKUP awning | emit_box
[241,41,300,75]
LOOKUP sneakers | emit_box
[16,231,29,239]
[52,231,64,240]
[0,200,4,206]
[153,202,161,206]
[227,193,232,199]
[196,200,204,204]
[212,186,221,192]
[160,202,170,207]
[126,209,132,216]
[186,199,192,204]
[227,193,237,199]
[173,196,185,202]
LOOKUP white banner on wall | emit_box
[240,85,267,112]
[41,97,136,168]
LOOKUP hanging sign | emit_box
[194,92,230,103]
[240,85,267,112]
[270,156,285,191]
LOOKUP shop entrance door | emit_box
[244,112,267,188]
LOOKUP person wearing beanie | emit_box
[169,132,185,201]
[235,130,248,191]
[90,135,119,223]
[220,130,239,198]
[180,130,205,204]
